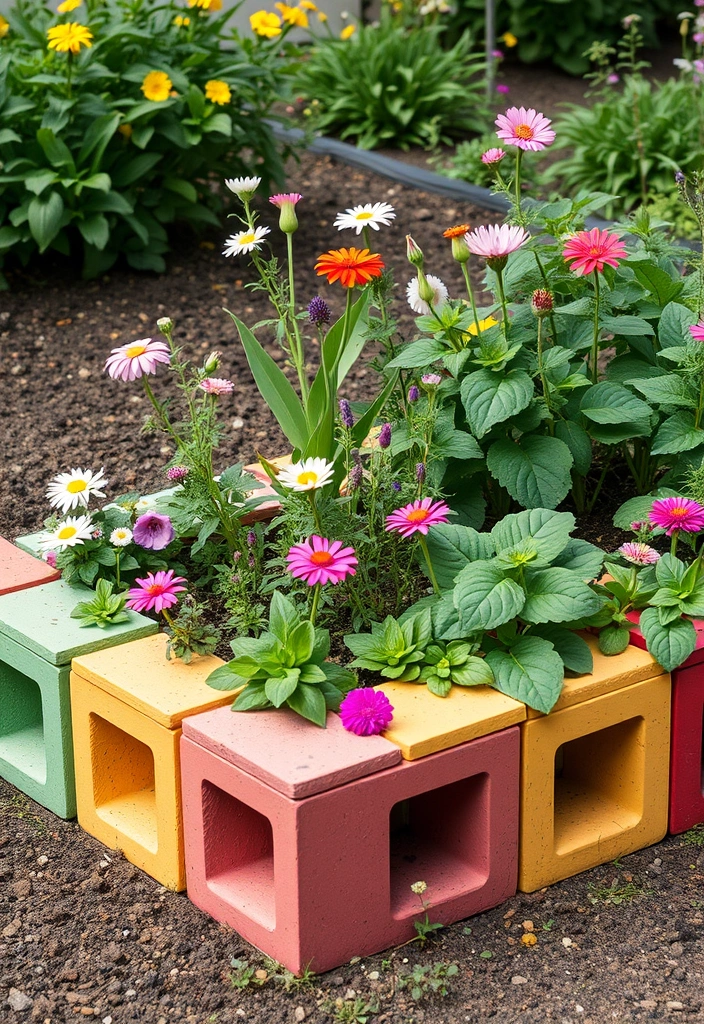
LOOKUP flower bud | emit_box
[270,193,302,235]
[379,423,392,449]
[531,289,554,318]
[416,270,436,304]
[421,373,442,388]
[157,316,174,336]
[406,234,424,268]
[408,385,420,403]
[415,462,426,483]
[203,351,221,374]
[339,398,354,428]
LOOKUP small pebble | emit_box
[368,971,379,981]
[671,942,685,957]
[667,1002,684,1010]
[562,937,573,948]
[653,858,662,866]
[511,975,528,985]
[522,920,534,932]
[8,989,33,1011]
[294,1008,306,1022]
[344,988,356,1000]
[37,855,48,866]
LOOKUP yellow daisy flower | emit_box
[0,14,9,37]
[275,2,308,26]
[501,31,518,47]
[299,0,317,9]
[141,70,173,102]
[174,14,191,25]
[249,10,282,36]
[57,0,82,12]
[317,10,327,20]
[47,22,93,53]
[205,79,231,105]
[466,316,499,336]
[340,23,355,39]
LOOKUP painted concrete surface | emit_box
[0,536,60,596]
[667,662,704,834]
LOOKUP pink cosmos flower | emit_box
[286,536,358,586]
[618,542,661,565]
[607,73,620,84]
[199,377,234,395]
[133,512,175,551]
[385,497,451,538]
[496,84,510,94]
[649,496,704,535]
[562,228,628,276]
[690,323,704,342]
[464,223,530,264]
[269,192,302,207]
[339,688,394,736]
[104,338,171,382]
[495,106,555,151]
[126,570,187,614]
[481,148,507,165]
[43,551,58,568]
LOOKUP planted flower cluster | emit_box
[35,102,704,732]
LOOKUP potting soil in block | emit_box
[181,706,520,974]
[0,579,157,818]
[70,633,239,890]
[0,536,60,595]
[519,636,670,891]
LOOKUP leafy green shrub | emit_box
[294,12,487,149]
[439,132,499,188]
[0,0,293,280]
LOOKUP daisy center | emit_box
[296,471,318,486]
[309,551,334,566]
[66,479,88,494]
[240,232,256,244]
[57,526,77,540]
[126,343,147,359]
[147,583,166,595]
[355,212,374,220]
[588,246,604,257]
[406,509,430,523]
[670,506,689,517]
[515,124,534,140]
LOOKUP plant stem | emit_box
[115,551,121,591]
[671,529,680,559]
[461,262,481,335]
[307,490,322,532]
[537,316,551,419]
[590,271,601,383]
[695,369,704,429]
[496,266,510,337]
[514,148,523,220]
[309,582,321,625]
[287,232,308,401]
[418,534,441,595]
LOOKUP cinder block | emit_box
[181,706,520,974]
[0,536,60,595]
[70,634,238,889]
[0,580,157,818]
[519,673,671,892]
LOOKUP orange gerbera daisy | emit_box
[443,224,471,239]
[315,247,385,288]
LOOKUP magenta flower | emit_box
[199,377,234,395]
[167,465,189,481]
[421,373,442,386]
[133,511,175,550]
[464,223,529,266]
[269,192,302,208]
[690,323,704,342]
[618,542,661,565]
[126,570,186,614]
[385,497,451,538]
[496,84,510,94]
[104,337,171,382]
[43,551,57,568]
[563,228,627,276]
[649,496,704,535]
[286,536,358,586]
[339,688,394,736]
[495,106,555,151]
[481,148,507,165]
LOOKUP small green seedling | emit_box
[397,962,459,1000]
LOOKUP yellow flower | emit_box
[501,31,518,47]
[141,70,173,102]
[275,2,308,26]
[340,23,355,39]
[299,0,317,9]
[209,0,223,10]
[118,123,133,138]
[466,316,499,336]
[47,22,93,53]
[249,10,282,36]
[317,10,327,20]
[57,0,82,12]
[174,14,191,25]
[205,79,231,105]
[0,14,9,37]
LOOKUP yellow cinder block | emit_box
[70,634,237,890]
[519,673,671,893]
[379,681,526,760]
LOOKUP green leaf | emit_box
[288,620,315,665]
[612,489,678,530]
[554,419,592,476]
[164,177,198,203]
[427,675,452,697]
[485,636,564,714]
[522,567,603,624]
[598,625,631,656]
[639,607,696,671]
[552,539,604,581]
[385,338,446,368]
[487,435,573,510]
[629,261,683,306]
[453,560,525,632]
[599,315,655,337]
[629,375,696,409]
[460,368,533,438]
[268,590,300,644]
[490,509,575,564]
[423,524,495,590]
[207,663,246,691]
[651,412,704,456]
[78,213,109,250]
[580,382,652,425]
[81,173,111,192]
[36,127,76,172]
[528,625,593,674]
[658,301,697,348]
[265,672,300,707]
[24,170,59,196]
[451,656,494,687]
[233,683,273,711]
[286,683,327,726]
[28,191,64,252]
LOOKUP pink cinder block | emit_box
[181,707,519,974]
[0,537,60,596]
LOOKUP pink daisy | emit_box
[464,223,530,264]
[104,337,171,382]
[649,496,704,535]
[339,688,394,736]
[126,570,187,614]
[562,228,628,276]
[286,536,358,586]
[269,192,302,207]
[618,542,661,565]
[495,106,555,151]
[481,148,507,165]
[199,377,234,395]
[385,497,451,538]
[689,323,704,342]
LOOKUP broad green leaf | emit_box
[78,213,109,250]
[28,191,64,252]
[487,435,573,510]
[485,636,564,714]
[423,524,495,590]
[599,315,654,337]
[555,419,592,476]
[206,663,247,691]
[551,539,604,581]
[453,560,525,632]
[233,683,273,711]
[490,509,575,564]
[286,682,327,726]
[385,338,446,369]
[580,382,652,425]
[427,675,452,697]
[288,620,315,665]
[629,375,696,409]
[460,368,533,438]
[36,127,76,172]
[639,607,696,671]
[651,412,704,456]
[629,261,683,306]
[81,173,112,193]
[612,488,678,530]
[528,625,593,674]
[598,625,631,656]
[658,301,697,348]
[24,169,58,196]
[451,656,494,687]
[164,176,198,203]
[265,672,300,707]
[522,567,603,624]
[268,591,300,645]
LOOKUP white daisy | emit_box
[224,176,261,200]
[223,225,271,257]
[134,497,153,511]
[40,515,94,552]
[406,275,449,315]
[46,467,108,515]
[334,202,396,234]
[277,457,335,492]
[110,527,133,547]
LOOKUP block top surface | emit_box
[182,704,402,798]
[627,610,704,668]
[378,680,526,760]
[525,632,664,719]
[0,537,60,595]
[0,579,157,665]
[71,632,236,728]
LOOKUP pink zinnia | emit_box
[385,497,451,538]
[126,570,186,614]
[618,542,661,565]
[339,688,394,736]
[495,106,555,152]
[199,377,234,395]
[464,223,529,266]
[690,323,704,342]
[481,148,506,165]
[649,496,704,535]
[269,192,302,207]
[563,228,628,276]
[104,337,171,382]
[286,536,358,586]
